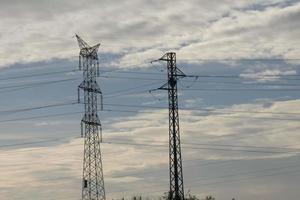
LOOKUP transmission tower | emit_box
[76,34,106,200]
[152,52,185,200]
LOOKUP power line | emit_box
[0,69,79,82]
[102,108,300,122]
[103,67,300,78]
[0,100,77,115]
[99,74,300,82]
[2,72,300,97]
[1,138,300,196]
[181,80,300,87]
[98,73,300,91]
[104,162,300,195]
[187,163,300,185]
[0,111,81,123]
[0,140,134,156]
[4,164,300,198]
[106,138,300,152]
[182,141,299,151]
[116,166,300,197]
[0,63,147,84]
[3,146,299,196]
[100,75,163,81]
[3,76,300,96]
[104,70,163,76]
[0,138,62,149]
[1,95,299,120]
[3,60,300,84]
[181,88,300,91]
[0,78,79,91]
[119,168,300,198]
[1,105,299,127]
[103,86,300,101]
[109,159,253,180]
[2,136,299,155]
[180,58,300,62]
[195,167,300,187]
[103,89,151,99]
[0,63,145,86]
[104,81,165,96]
[103,103,300,116]
[101,140,299,154]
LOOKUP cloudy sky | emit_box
[1,0,300,199]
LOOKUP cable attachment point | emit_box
[149,89,163,101]
[77,87,81,103]
[80,121,84,138]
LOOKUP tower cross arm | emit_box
[76,34,90,50]
[89,44,101,57]
[150,53,172,63]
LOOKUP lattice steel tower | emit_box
[76,34,105,200]
[152,52,185,200]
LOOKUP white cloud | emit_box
[1,1,300,199]
[1,0,300,69]
[1,99,300,199]
[34,121,62,127]
[240,69,297,82]
[0,100,300,198]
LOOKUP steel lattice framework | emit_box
[76,34,106,200]
[154,52,185,200]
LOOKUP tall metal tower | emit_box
[152,52,185,200]
[76,34,106,200]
